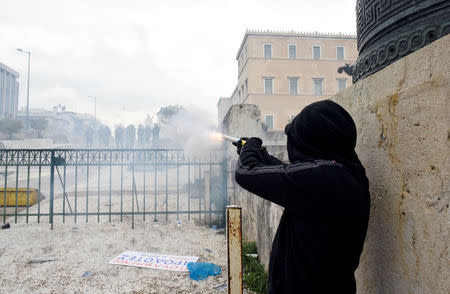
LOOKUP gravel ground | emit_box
[0,220,229,293]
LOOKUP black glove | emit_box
[232,137,248,155]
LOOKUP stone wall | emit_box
[332,35,449,294]
[222,35,449,293]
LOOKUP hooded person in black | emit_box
[234,100,370,294]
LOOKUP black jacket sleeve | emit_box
[235,137,291,207]
[260,147,284,165]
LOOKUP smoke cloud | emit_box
[157,105,223,155]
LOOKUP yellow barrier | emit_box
[0,188,39,206]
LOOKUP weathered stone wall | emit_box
[332,35,449,294]
[223,35,449,293]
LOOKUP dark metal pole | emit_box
[188,159,191,221]
[165,150,168,221]
[97,161,100,222]
[49,151,55,230]
[109,152,112,222]
[222,156,228,223]
[38,151,41,223]
[176,152,179,221]
[14,154,19,223]
[86,153,90,223]
[143,153,146,222]
[3,153,8,224]
[26,51,30,129]
[26,165,30,223]
[154,160,157,222]
[131,164,135,229]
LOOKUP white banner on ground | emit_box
[109,251,199,272]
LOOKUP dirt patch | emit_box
[0,221,228,293]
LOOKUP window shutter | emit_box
[313,46,321,59]
[289,45,296,59]
[337,47,344,60]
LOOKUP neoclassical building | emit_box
[219,30,357,130]
[0,62,20,119]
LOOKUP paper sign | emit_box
[109,251,199,272]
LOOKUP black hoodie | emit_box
[235,100,370,294]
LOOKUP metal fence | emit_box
[0,149,228,229]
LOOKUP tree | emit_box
[30,118,48,138]
[0,119,23,139]
[156,105,183,124]
[125,124,136,148]
[137,124,145,147]
[115,125,125,148]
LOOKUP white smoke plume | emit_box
[157,105,223,155]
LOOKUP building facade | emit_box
[0,63,20,119]
[218,30,357,130]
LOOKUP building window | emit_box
[337,46,345,60]
[264,77,274,94]
[337,78,347,91]
[288,77,299,95]
[265,115,274,130]
[288,44,296,59]
[264,44,272,58]
[313,46,321,60]
[245,78,248,93]
[313,78,323,95]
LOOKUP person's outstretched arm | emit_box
[260,147,284,165]
[235,137,290,207]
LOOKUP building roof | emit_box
[0,62,19,77]
[236,29,357,60]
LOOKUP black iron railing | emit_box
[0,149,228,229]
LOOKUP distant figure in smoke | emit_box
[137,124,145,147]
[115,126,125,148]
[234,100,370,294]
[152,123,160,147]
[144,125,152,147]
[125,124,136,148]
[98,126,111,147]
[85,125,94,147]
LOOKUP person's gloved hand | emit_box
[232,137,248,155]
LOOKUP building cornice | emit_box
[0,62,20,77]
[236,29,357,60]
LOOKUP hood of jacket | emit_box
[285,100,368,185]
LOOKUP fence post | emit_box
[227,205,243,294]
[222,157,228,222]
[204,171,211,224]
[49,150,55,230]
